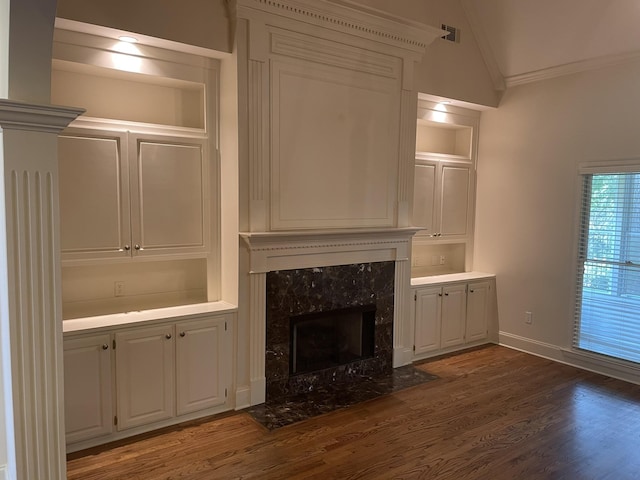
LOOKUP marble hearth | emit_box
[241,227,420,406]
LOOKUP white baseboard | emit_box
[393,346,413,367]
[499,331,640,385]
[249,377,266,406]
[0,465,7,480]
[235,385,251,410]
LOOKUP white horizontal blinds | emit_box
[575,171,640,363]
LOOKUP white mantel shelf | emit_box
[240,227,422,273]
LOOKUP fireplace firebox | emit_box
[290,305,376,375]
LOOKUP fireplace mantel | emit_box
[240,227,421,273]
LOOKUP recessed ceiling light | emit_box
[118,35,138,43]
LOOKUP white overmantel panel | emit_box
[237,0,445,233]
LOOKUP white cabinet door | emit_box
[413,163,437,235]
[115,325,175,430]
[129,133,208,257]
[413,160,471,239]
[176,316,227,415]
[58,129,131,261]
[440,284,467,348]
[64,334,113,444]
[466,281,490,342]
[414,287,442,355]
[440,164,471,237]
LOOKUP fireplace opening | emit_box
[290,305,376,376]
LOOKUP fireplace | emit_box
[290,304,376,375]
[265,261,395,401]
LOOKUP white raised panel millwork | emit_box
[130,133,208,256]
[414,286,442,355]
[115,325,175,430]
[269,55,399,230]
[440,284,467,348]
[176,316,228,415]
[413,163,437,235]
[466,281,490,342]
[58,128,130,261]
[63,334,113,444]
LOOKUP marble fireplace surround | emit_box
[241,227,419,405]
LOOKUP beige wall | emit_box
[56,0,233,53]
[345,0,500,107]
[55,0,500,108]
[474,59,640,375]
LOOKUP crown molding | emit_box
[236,0,446,54]
[505,50,640,88]
[0,100,84,133]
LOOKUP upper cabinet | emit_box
[52,32,218,265]
[52,27,223,317]
[59,129,209,262]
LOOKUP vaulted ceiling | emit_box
[462,0,640,88]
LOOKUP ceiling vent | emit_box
[441,24,459,43]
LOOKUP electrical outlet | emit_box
[439,255,446,265]
[114,281,125,297]
[525,311,533,324]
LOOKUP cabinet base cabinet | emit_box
[63,334,113,445]
[176,317,228,415]
[413,279,493,360]
[63,313,234,452]
[115,325,176,430]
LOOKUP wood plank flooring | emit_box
[67,345,640,479]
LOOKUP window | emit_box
[575,169,640,363]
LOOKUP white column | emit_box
[0,101,82,479]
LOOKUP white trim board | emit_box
[499,331,640,386]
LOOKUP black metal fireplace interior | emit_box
[290,305,376,375]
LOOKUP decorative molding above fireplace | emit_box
[240,227,421,273]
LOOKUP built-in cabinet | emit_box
[63,313,232,451]
[59,129,209,262]
[413,275,493,358]
[412,98,479,277]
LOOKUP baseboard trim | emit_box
[235,386,251,410]
[499,331,640,385]
[0,465,7,480]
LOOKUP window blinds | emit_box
[575,171,640,364]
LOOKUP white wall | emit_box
[474,59,640,378]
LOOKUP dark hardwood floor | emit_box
[67,345,640,479]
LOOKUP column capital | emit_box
[0,99,84,133]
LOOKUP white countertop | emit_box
[411,271,495,287]
[63,300,238,334]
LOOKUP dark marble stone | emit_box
[247,365,438,430]
[265,261,395,401]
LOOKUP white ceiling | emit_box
[462,0,640,87]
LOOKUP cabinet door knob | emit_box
[102,344,109,350]
[124,245,131,251]
[165,333,172,340]
[134,244,141,250]
[469,289,474,293]
[444,292,449,296]
[438,293,442,297]
[179,332,186,337]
